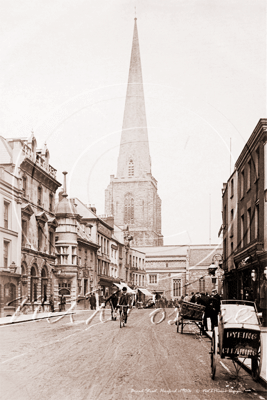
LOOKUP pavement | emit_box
[0,310,78,326]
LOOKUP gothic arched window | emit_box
[128,159,134,177]
[124,194,134,224]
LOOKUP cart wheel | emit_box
[210,331,217,380]
[175,313,180,333]
[181,318,184,334]
[251,345,261,382]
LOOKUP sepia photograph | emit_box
[0,1,266,399]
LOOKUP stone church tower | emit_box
[105,18,163,247]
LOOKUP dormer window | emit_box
[128,159,134,177]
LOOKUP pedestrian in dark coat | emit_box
[105,291,119,316]
[210,289,220,330]
[191,292,199,303]
[90,293,96,310]
[49,295,54,312]
[41,294,47,312]
[197,292,212,331]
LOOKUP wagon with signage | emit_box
[177,301,206,334]
[210,300,261,381]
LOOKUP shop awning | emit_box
[113,282,135,294]
[138,288,153,297]
[98,276,121,286]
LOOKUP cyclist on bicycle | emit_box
[118,287,131,324]
[105,290,119,319]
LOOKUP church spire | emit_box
[116,18,151,179]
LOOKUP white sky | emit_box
[0,0,266,245]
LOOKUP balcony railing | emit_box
[23,144,57,179]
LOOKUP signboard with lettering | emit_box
[222,328,260,358]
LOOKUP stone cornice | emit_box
[0,227,19,237]
[20,158,61,192]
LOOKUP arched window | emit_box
[41,267,48,302]
[128,159,134,177]
[124,194,134,224]
[30,265,38,302]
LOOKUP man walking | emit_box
[118,287,131,324]
[90,293,96,310]
[105,291,119,319]
[210,289,220,330]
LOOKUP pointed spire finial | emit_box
[117,16,151,179]
[134,6,137,20]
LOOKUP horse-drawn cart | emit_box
[210,300,261,381]
[177,301,206,334]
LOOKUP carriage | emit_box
[210,300,261,381]
[177,301,206,335]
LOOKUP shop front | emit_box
[98,276,121,304]
[223,269,238,300]
[137,288,154,308]
[0,269,21,317]
[233,246,267,307]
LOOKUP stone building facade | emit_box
[222,119,267,304]
[136,246,188,301]
[105,18,163,247]
[0,153,22,317]
[187,245,223,295]
[72,201,122,302]
[135,244,223,301]
[0,135,61,314]
[220,169,239,299]
[54,175,99,309]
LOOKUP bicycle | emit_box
[111,303,118,321]
[118,305,128,328]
